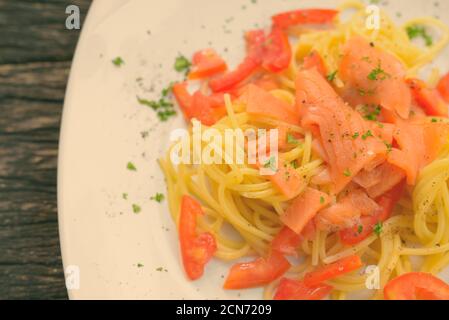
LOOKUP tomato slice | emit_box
[437,72,449,104]
[188,48,227,80]
[272,9,338,29]
[223,250,291,289]
[303,51,327,77]
[384,272,449,300]
[173,82,227,125]
[407,78,448,117]
[262,27,292,73]
[274,278,333,300]
[339,180,405,245]
[179,195,217,280]
[303,255,362,286]
[271,226,302,257]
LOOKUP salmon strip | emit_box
[281,188,330,234]
[339,37,412,119]
[296,69,389,193]
[316,189,379,231]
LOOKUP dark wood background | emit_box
[0,0,91,299]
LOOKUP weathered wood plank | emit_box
[0,0,92,299]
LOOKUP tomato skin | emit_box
[303,51,327,77]
[179,195,217,280]
[271,226,302,257]
[262,28,292,73]
[274,278,333,300]
[303,255,362,286]
[384,272,449,300]
[272,9,338,29]
[407,78,448,117]
[437,72,449,104]
[188,48,227,80]
[172,82,226,125]
[339,180,405,245]
[223,250,291,289]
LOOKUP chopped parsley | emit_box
[287,133,299,144]
[327,70,338,82]
[112,56,124,67]
[360,104,381,121]
[122,193,128,200]
[137,263,144,268]
[357,225,364,234]
[362,130,373,140]
[132,204,141,214]
[384,141,393,153]
[432,118,438,123]
[406,25,433,47]
[137,95,176,122]
[291,161,299,169]
[320,196,325,204]
[151,193,165,203]
[374,222,383,236]
[174,55,191,73]
[343,169,352,177]
[127,162,137,171]
[352,132,360,139]
[367,61,390,81]
[263,156,277,172]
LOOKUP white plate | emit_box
[59,0,449,299]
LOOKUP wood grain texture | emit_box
[0,0,91,299]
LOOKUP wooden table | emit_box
[0,0,91,299]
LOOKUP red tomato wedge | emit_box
[172,82,227,126]
[281,188,330,235]
[272,9,338,29]
[274,278,333,300]
[303,51,327,77]
[303,255,362,286]
[262,27,292,73]
[384,272,449,300]
[407,78,448,117]
[179,195,217,280]
[437,72,449,104]
[339,180,405,245]
[223,250,291,289]
[271,226,302,256]
[188,48,227,80]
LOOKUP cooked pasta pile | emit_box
[159,0,449,300]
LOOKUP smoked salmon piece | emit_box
[339,37,412,119]
[315,189,380,231]
[296,68,389,193]
[281,188,330,235]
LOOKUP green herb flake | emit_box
[352,132,360,139]
[320,196,325,204]
[287,133,299,144]
[127,162,137,171]
[362,130,373,140]
[384,141,393,153]
[406,25,433,47]
[122,193,128,200]
[264,156,277,171]
[156,267,164,272]
[174,55,191,73]
[327,70,338,82]
[367,61,390,81]
[112,56,124,67]
[151,193,165,203]
[374,222,383,236]
[343,169,352,177]
[137,263,144,268]
[362,105,382,121]
[432,118,438,123]
[132,204,141,214]
[357,225,363,234]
